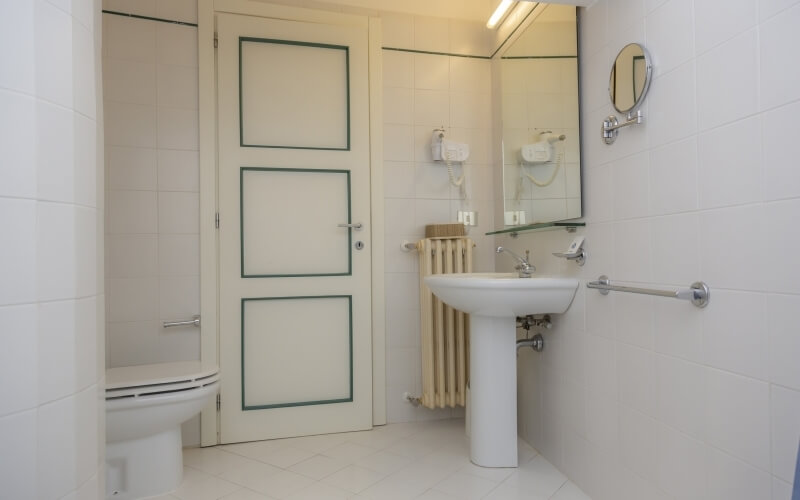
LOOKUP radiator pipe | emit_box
[400,240,418,252]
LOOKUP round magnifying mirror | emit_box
[608,43,652,115]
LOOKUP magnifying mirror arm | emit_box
[604,109,643,133]
[602,109,643,144]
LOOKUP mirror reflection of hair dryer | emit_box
[520,131,565,163]
[519,131,566,187]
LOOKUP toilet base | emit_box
[106,427,183,499]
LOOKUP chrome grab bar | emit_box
[163,315,200,328]
[586,275,710,308]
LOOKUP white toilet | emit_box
[105,361,219,499]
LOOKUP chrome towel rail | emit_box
[163,315,201,328]
[587,275,710,308]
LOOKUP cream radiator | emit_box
[417,237,473,409]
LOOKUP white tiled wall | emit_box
[0,0,104,497]
[379,13,496,423]
[499,1,800,498]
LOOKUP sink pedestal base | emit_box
[469,315,518,468]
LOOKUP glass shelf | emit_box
[486,221,586,236]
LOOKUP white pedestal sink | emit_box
[424,272,578,467]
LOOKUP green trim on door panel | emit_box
[239,167,352,278]
[241,295,354,410]
[239,37,351,151]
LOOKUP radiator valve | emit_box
[403,392,421,407]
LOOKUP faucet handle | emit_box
[497,246,535,276]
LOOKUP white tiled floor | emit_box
[152,419,591,500]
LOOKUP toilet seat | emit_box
[105,361,220,499]
[106,361,219,400]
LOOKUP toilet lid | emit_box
[106,361,219,399]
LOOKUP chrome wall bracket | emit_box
[602,110,643,145]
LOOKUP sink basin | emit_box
[423,272,578,468]
[424,273,578,317]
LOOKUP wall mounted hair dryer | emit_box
[431,129,470,192]
[431,129,470,162]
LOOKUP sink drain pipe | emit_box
[517,335,544,352]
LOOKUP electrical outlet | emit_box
[458,211,477,226]
[503,211,526,225]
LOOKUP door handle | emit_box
[337,222,363,231]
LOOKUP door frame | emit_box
[197,0,386,446]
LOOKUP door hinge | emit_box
[214,33,218,48]
[215,212,219,228]
[216,394,221,411]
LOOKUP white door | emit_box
[216,13,372,443]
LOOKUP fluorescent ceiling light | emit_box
[487,0,514,29]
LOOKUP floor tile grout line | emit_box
[180,419,590,500]
[547,477,570,500]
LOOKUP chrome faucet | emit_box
[496,246,535,278]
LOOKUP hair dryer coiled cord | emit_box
[445,149,467,198]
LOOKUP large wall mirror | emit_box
[499,4,581,227]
